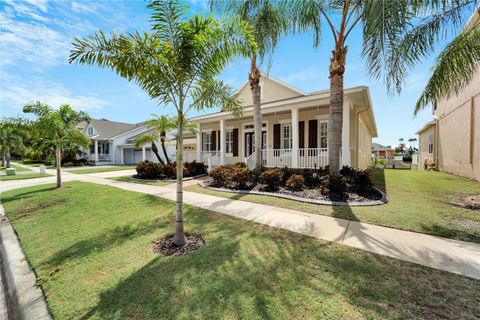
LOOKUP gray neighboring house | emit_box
[77,118,170,165]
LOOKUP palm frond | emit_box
[415,23,480,114]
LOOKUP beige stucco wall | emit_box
[355,112,373,169]
[236,77,302,106]
[432,65,479,180]
[418,125,436,170]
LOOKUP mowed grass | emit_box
[70,165,136,174]
[1,163,32,173]
[0,173,52,181]
[2,182,479,319]
[186,169,480,243]
[109,175,172,186]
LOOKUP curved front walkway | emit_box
[1,165,480,280]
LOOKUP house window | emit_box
[202,132,212,151]
[225,130,233,154]
[88,126,93,136]
[428,134,434,154]
[281,123,292,149]
[319,120,328,148]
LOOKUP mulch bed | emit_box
[152,234,204,256]
[272,186,382,202]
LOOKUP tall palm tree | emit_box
[287,0,416,173]
[212,0,287,177]
[70,0,255,247]
[23,102,90,188]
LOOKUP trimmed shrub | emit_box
[339,165,356,181]
[230,166,251,189]
[285,174,304,191]
[352,169,373,188]
[302,169,324,188]
[136,160,162,179]
[162,163,176,179]
[233,162,248,169]
[185,160,207,176]
[259,168,283,191]
[209,166,230,187]
[324,174,347,200]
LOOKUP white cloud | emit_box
[0,73,111,111]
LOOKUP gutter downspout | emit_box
[355,105,369,168]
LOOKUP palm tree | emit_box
[69,0,255,247]
[0,118,28,168]
[135,114,175,165]
[212,0,287,177]
[23,102,90,188]
[287,0,417,174]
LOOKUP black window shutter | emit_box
[233,128,238,156]
[308,120,317,148]
[299,121,305,149]
[273,124,281,149]
[211,131,216,151]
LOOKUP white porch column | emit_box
[341,98,351,166]
[111,142,115,164]
[291,108,299,168]
[120,147,124,164]
[196,124,202,162]
[220,119,225,165]
[94,139,98,162]
[142,146,146,161]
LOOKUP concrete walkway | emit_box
[1,165,480,280]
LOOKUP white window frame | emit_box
[202,131,212,152]
[428,134,434,154]
[281,123,292,150]
[87,126,94,136]
[225,129,233,156]
[318,120,328,149]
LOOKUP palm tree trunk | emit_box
[55,145,62,188]
[173,112,186,247]
[249,55,262,177]
[160,132,170,164]
[5,147,10,168]
[328,42,347,174]
[151,141,165,165]
[1,153,5,167]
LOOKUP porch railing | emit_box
[244,152,256,170]
[261,149,292,168]
[298,148,328,169]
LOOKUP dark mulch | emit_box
[152,234,204,256]
[273,187,382,202]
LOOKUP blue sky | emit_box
[0,0,470,147]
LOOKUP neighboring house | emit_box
[78,118,168,165]
[372,143,394,160]
[189,74,378,169]
[415,10,479,180]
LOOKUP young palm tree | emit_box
[23,102,90,188]
[212,0,287,177]
[0,118,28,168]
[69,0,255,246]
[135,114,175,164]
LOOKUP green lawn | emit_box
[70,165,136,174]
[186,169,480,243]
[109,175,172,186]
[2,182,479,319]
[0,173,52,181]
[1,163,32,173]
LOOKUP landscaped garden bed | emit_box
[204,163,386,206]
[131,160,207,181]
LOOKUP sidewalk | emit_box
[1,168,480,280]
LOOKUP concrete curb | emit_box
[130,173,207,183]
[0,205,51,320]
[199,182,388,206]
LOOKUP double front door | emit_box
[245,131,266,157]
